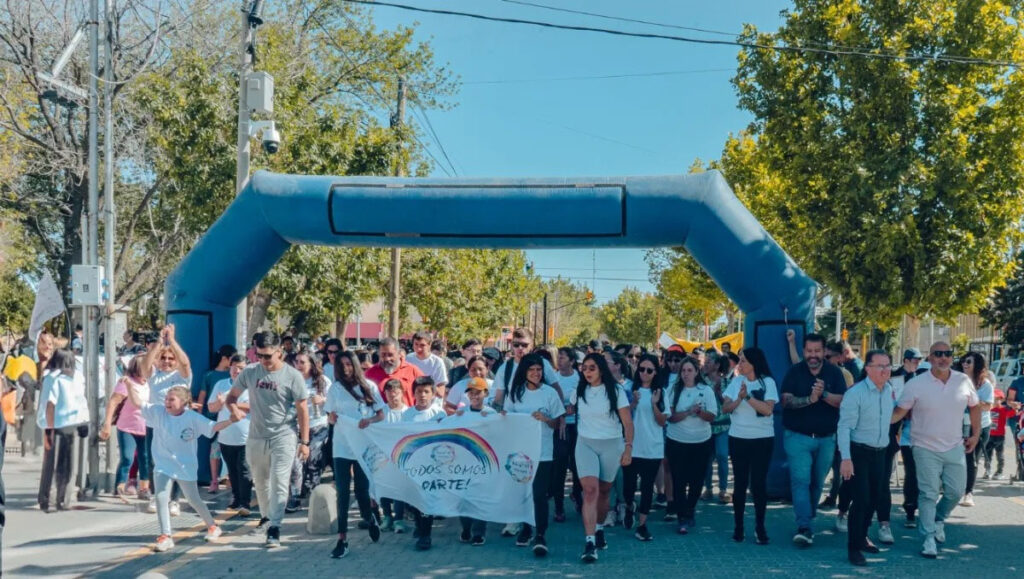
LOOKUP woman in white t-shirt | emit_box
[208,355,253,514]
[568,353,634,563]
[721,347,778,545]
[623,353,668,541]
[552,347,582,521]
[324,350,385,559]
[959,352,994,506]
[602,350,633,527]
[293,351,333,503]
[503,354,566,556]
[664,357,718,535]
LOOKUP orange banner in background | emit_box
[660,332,743,353]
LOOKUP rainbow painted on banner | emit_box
[391,428,499,470]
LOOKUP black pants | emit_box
[38,426,77,508]
[965,426,991,493]
[827,449,842,500]
[875,425,900,523]
[460,516,486,538]
[333,457,374,536]
[411,506,433,538]
[984,435,1005,473]
[729,436,773,529]
[623,457,661,515]
[550,423,581,510]
[220,443,253,508]
[899,446,918,515]
[666,438,712,520]
[848,443,886,551]
[523,460,552,537]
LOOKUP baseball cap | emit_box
[903,348,923,360]
[466,377,489,392]
[666,344,685,354]
[482,347,502,361]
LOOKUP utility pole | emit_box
[234,2,260,348]
[835,294,842,341]
[387,78,406,339]
[100,0,117,492]
[542,293,548,346]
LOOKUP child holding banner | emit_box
[503,354,565,557]
[403,377,446,550]
[448,377,496,545]
[381,379,409,534]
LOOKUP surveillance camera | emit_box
[262,126,280,154]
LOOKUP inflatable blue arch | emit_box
[166,169,817,495]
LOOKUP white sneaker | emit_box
[836,513,848,533]
[934,521,945,543]
[205,525,222,542]
[155,535,174,552]
[501,523,520,537]
[603,510,617,527]
[959,493,974,507]
[169,501,181,517]
[877,524,894,544]
[921,536,937,558]
[147,498,157,514]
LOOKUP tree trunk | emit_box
[905,314,920,352]
[247,288,272,341]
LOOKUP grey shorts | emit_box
[575,436,625,482]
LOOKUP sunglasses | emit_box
[628,354,640,360]
[327,349,340,355]
[931,350,953,358]
[637,366,656,374]
[580,364,598,371]
[512,342,530,348]
[256,352,276,361]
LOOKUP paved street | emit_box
[4,446,1023,578]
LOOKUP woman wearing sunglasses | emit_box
[957,352,994,507]
[623,353,667,541]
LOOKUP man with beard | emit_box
[365,337,423,407]
[781,333,847,547]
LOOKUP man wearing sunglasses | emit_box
[491,328,559,410]
[890,342,980,559]
[226,331,309,549]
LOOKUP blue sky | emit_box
[370,0,792,302]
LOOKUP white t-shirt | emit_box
[975,380,995,429]
[504,385,566,461]
[385,406,408,424]
[149,370,189,405]
[665,383,717,443]
[43,373,90,429]
[445,377,495,409]
[630,387,665,459]
[36,371,58,429]
[324,383,385,460]
[493,358,560,392]
[723,376,779,439]
[571,384,629,440]
[554,371,580,424]
[406,353,449,385]
[211,378,250,446]
[141,403,214,481]
[305,375,333,430]
[402,405,447,423]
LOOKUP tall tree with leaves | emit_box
[537,277,600,346]
[599,288,677,347]
[729,1,1024,328]
[981,252,1024,347]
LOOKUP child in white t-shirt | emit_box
[446,377,495,545]
[402,377,445,550]
[381,378,409,533]
[125,383,235,552]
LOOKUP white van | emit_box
[991,357,1024,390]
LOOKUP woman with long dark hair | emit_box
[623,353,667,540]
[294,351,332,502]
[958,351,994,507]
[703,354,732,504]
[602,350,632,526]
[324,350,385,559]
[569,353,634,564]
[100,353,151,502]
[504,353,565,556]
[551,346,582,520]
[664,357,718,535]
[721,347,777,544]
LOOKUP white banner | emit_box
[341,413,542,525]
[29,271,66,343]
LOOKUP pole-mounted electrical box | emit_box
[246,71,274,115]
[71,264,106,306]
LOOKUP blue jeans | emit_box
[704,431,730,494]
[116,429,148,486]
[784,430,835,530]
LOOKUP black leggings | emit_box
[220,443,253,507]
[333,457,373,536]
[623,457,661,515]
[666,438,712,520]
[524,461,552,537]
[965,426,991,493]
[729,436,773,529]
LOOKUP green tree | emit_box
[981,252,1024,347]
[538,277,600,346]
[646,247,736,331]
[729,1,1024,328]
[599,288,668,346]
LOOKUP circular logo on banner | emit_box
[430,443,457,466]
[362,443,388,473]
[504,452,535,484]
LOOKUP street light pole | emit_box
[101,0,117,492]
[234,1,259,348]
[83,0,101,498]
[387,78,406,339]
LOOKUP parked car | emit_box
[991,357,1024,390]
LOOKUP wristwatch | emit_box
[822,391,829,401]
[299,440,310,446]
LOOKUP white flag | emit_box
[658,332,678,349]
[29,271,66,343]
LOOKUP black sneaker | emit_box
[581,540,598,563]
[792,528,813,546]
[531,535,549,557]
[285,497,301,513]
[595,529,608,550]
[227,501,241,510]
[634,524,653,541]
[755,526,769,545]
[368,515,381,543]
[471,535,485,546]
[653,493,668,508]
[515,526,533,547]
[663,503,678,521]
[905,513,918,528]
[819,496,837,509]
[460,529,472,543]
[415,535,432,551]
[266,526,281,548]
[330,539,349,559]
[357,520,371,530]
[623,504,635,530]
[250,517,270,536]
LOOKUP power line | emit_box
[411,100,458,176]
[462,67,733,85]
[496,0,739,38]
[344,0,1022,69]
[539,274,651,283]
[533,267,649,272]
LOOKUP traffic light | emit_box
[841,328,849,341]
[585,290,594,305]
